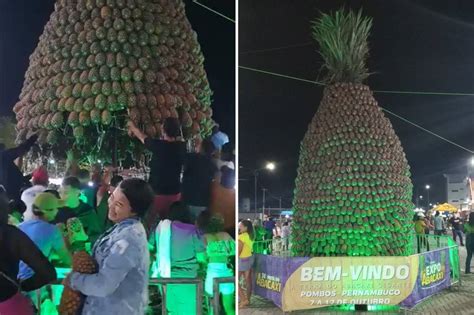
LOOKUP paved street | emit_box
[240,244,474,315]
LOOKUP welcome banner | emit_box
[253,248,453,312]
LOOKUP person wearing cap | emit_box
[18,193,71,276]
[21,166,49,221]
[128,118,186,230]
[18,192,71,309]
[414,213,430,253]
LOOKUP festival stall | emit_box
[434,203,458,213]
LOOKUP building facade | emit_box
[444,173,470,211]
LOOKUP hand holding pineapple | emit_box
[67,218,88,243]
[59,251,97,315]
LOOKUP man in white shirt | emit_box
[210,124,229,151]
[21,166,49,220]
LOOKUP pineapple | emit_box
[292,9,413,257]
[59,251,97,315]
[14,0,214,161]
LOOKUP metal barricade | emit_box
[254,234,458,257]
[210,276,235,315]
[253,237,291,256]
[150,278,203,315]
[36,279,62,315]
[36,278,204,315]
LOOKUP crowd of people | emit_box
[414,210,473,274]
[0,117,236,315]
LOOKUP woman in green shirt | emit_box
[197,211,235,315]
[464,214,474,274]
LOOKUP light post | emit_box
[267,192,283,218]
[253,162,276,213]
[262,188,267,219]
[425,185,430,207]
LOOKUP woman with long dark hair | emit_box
[238,220,254,308]
[154,201,206,314]
[66,178,154,314]
[0,189,56,315]
[464,213,474,274]
[197,211,235,315]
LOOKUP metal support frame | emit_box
[151,278,203,315]
[37,278,205,315]
[210,276,235,315]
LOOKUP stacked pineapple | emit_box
[59,251,97,315]
[292,9,413,257]
[14,0,213,160]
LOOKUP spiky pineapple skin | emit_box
[59,251,97,315]
[292,83,413,257]
[14,0,214,160]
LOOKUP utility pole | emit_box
[262,188,267,219]
[254,170,258,212]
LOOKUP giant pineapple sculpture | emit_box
[292,9,413,257]
[59,251,97,315]
[13,0,213,161]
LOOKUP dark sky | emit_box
[239,0,474,209]
[0,0,235,142]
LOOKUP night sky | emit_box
[239,0,474,210]
[0,0,235,141]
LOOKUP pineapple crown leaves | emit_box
[311,8,373,84]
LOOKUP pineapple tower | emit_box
[13,0,213,161]
[292,9,413,257]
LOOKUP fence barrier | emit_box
[36,276,235,315]
[152,278,203,315]
[254,232,461,257]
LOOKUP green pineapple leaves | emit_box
[311,8,372,84]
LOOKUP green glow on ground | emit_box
[327,304,399,312]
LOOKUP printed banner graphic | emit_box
[253,249,453,312]
[400,248,451,308]
[282,256,418,311]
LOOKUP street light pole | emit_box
[254,170,258,213]
[252,162,276,217]
[425,185,431,207]
[262,188,267,218]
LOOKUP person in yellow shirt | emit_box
[238,220,254,308]
[414,213,431,253]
